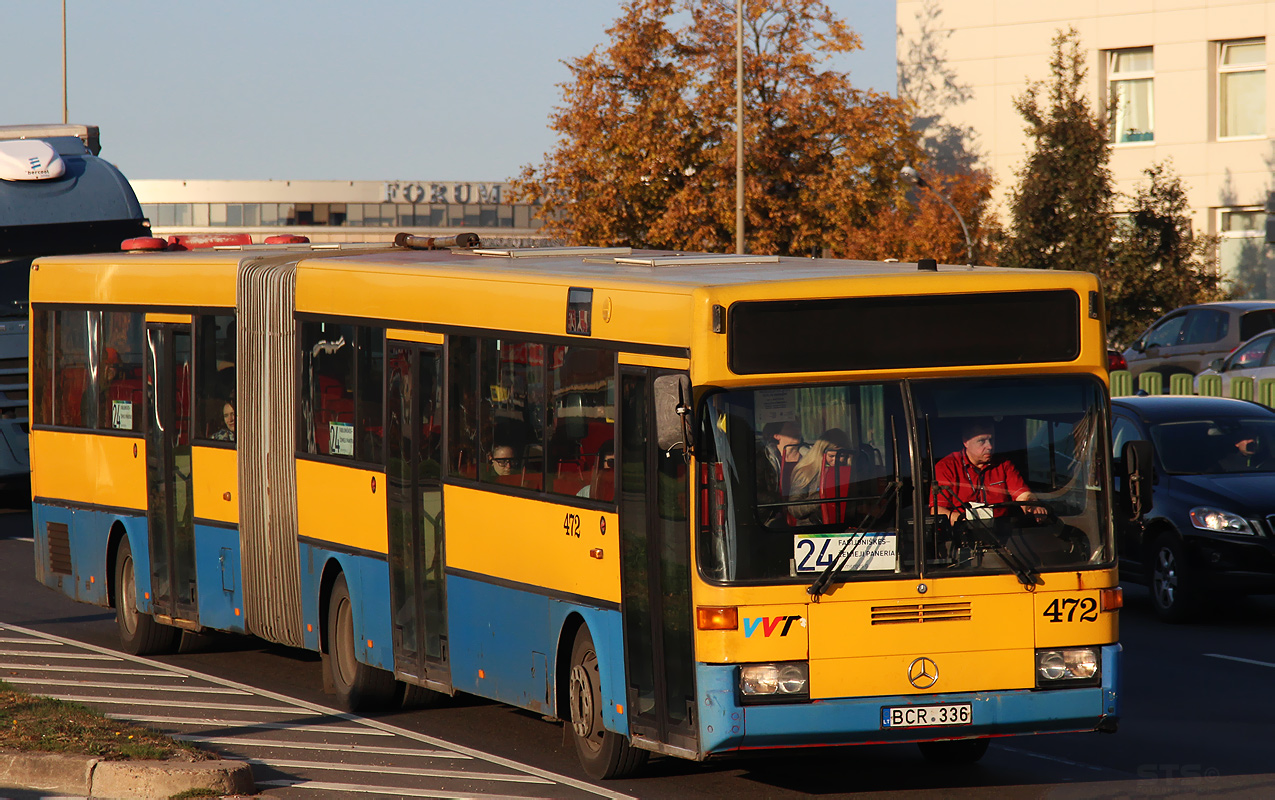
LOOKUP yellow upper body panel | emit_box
[31,247,1107,386]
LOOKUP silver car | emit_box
[1195,328,1275,395]
[1122,301,1275,379]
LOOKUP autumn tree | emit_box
[840,167,999,264]
[999,28,1114,272]
[1103,163,1230,346]
[512,0,921,255]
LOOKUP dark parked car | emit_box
[1111,395,1275,621]
[1122,301,1275,379]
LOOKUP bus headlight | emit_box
[1035,647,1100,687]
[739,661,809,703]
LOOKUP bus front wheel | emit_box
[326,573,397,711]
[113,537,178,656]
[917,737,990,765]
[567,626,648,780]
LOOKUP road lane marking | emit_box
[2,623,635,800]
[109,714,397,735]
[1205,653,1275,669]
[994,743,1130,775]
[0,637,64,645]
[176,736,471,759]
[46,695,325,715]
[256,779,544,799]
[245,758,553,783]
[3,677,252,694]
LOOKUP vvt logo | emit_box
[743,615,803,638]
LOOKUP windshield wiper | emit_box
[958,511,1041,588]
[807,480,900,599]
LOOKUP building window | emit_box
[1219,208,1274,298]
[1220,39,1265,138]
[1109,47,1154,144]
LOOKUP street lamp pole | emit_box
[735,0,745,255]
[901,165,973,266]
[62,0,68,124]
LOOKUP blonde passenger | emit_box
[787,428,851,523]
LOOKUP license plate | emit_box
[880,703,972,728]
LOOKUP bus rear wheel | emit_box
[327,573,397,711]
[567,626,648,780]
[113,537,178,656]
[917,737,990,765]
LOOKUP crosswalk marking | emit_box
[3,677,251,694]
[256,779,540,799]
[0,663,173,676]
[46,695,326,715]
[108,714,397,736]
[0,623,635,800]
[175,736,471,759]
[246,758,553,783]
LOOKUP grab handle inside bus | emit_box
[655,374,692,456]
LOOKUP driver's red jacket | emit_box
[929,450,1030,516]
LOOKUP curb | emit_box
[0,749,254,798]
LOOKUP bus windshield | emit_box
[698,376,1112,584]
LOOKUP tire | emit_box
[327,573,397,711]
[113,537,179,656]
[1150,533,1198,623]
[567,626,648,780]
[917,737,990,765]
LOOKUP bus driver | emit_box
[931,420,1047,524]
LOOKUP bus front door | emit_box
[386,343,450,689]
[144,323,198,624]
[619,369,697,756]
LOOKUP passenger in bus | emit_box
[577,440,615,499]
[212,401,236,442]
[931,420,1046,523]
[786,429,851,524]
[761,420,806,494]
[485,443,517,481]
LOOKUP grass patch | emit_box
[0,679,211,761]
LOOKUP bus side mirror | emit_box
[1121,440,1154,521]
[654,374,692,454]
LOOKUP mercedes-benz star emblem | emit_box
[907,657,939,689]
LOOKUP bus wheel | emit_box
[113,537,178,656]
[917,737,990,764]
[567,626,648,780]
[327,573,396,711]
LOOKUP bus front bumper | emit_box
[696,644,1121,755]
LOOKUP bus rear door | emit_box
[386,343,450,689]
[144,322,198,624]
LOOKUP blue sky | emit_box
[2,1,897,182]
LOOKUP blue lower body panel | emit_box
[698,644,1121,754]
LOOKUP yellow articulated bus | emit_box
[30,238,1124,779]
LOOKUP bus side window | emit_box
[547,346,615,500]
[54,310,95,429]
[299,321,356,458]
[98,311,144,432]
[357,327,384,463]
[478,339,544,490]
[448,336,479,479]
[31,308,52,426]
[195,314,236,443]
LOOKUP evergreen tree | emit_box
[1000,28,1114,271]
[1104,163,1229,346]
